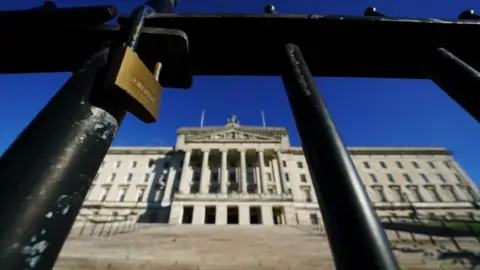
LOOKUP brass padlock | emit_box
[104,46,162,123]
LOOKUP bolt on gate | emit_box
[0,1,479,269]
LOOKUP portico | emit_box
[178,148,290,195]
[175,115,292,197]
[169,115,297,225]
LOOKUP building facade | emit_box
[78,115,480,228]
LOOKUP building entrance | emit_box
[227,206,239,224]
[249,206,262,224]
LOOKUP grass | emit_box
[421,220,480,231]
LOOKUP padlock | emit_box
[104,46,162,123]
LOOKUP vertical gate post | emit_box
[280,43,400,270]
[0,1,177,269]
[0,47,122,270]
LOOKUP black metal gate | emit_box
[0,1,478,269]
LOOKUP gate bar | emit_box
[421,48,480,123]
[0,1,176,269]
[365,7,480,123]
[0,48,123,270]
[280,43,400,270]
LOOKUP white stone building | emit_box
[79,115,480,228]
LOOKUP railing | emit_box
[70,216,163,237]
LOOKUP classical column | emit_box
[276,151,287,194]
[240,149,247,194]
[220,149,228,194]
[161,166,176,204]
[200,149,210,194]
[258,150,267,194]
[179,149,192,194]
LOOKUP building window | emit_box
[403,173,412,183]
[126,173,133,182]
[229,172,236,183]
[132,161,137,168]
[428,162,435,169]
[247,171,255,184]
[297,162,303,168]
[143,173,150,183]
[266,173,272,181]
[100,187,110,202]
[267,188,274,194]
[380,161,387,169]
[193,172,201,182]
[118,187,127,202]
[300,174,307,183]
[442,186,459,201]
[229,162,236,167]
[386,174,395,183]
[396,161,403,169]
[109,173,116,183]
[373,187,387,202]
[285,173,290,182]
[247,163,253,168]
[454,173,463,183]
[390,186,404,202]
[363,161,370,169]
[437,174,446,183]
[462,187,478,201]
[136,188,145,202]
[412,161,419,168]
[420,173,429,183]
[180,161,183,167]
[304,188,312,202]
[282,161,287,167]
[407,186,423,202]
[426,186,442,202]
[211,172,219,183]
[444,161,451,169]
[369,174,377,184]
[190,184,200,194]
[310,214,319,225]
[115,161,121,168]
[164,161,170,169]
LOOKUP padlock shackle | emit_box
[127,5,155,50]
[145,0,179,13]
[127,1,179,50]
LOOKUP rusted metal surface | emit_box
[0,1,180,269]
[0,48,124,270]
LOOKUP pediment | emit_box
[186,130,278,142]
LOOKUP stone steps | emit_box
[55,225,480,270]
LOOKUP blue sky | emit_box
[0,0,478,185]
